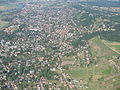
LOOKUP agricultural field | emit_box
[64,63,119,90]
[0,10,8,28]
[0,0,120,90]
[0,4,16,11]
[62,56,75,66]
[63,56,75,61]
[89,36,119,59]
[102,40,120,54]
[65,66,95,81]
[0,20,9,28]
[64,36,120,89]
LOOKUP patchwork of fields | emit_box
[64,36,120,90]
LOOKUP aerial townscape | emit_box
[0,0,120,90]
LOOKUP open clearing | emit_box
[89,36,119,59]
[0,4,16,11]
[0,21,9,28]
[62,36,120,89]
[102,40,120,53]
[64,64,119,90]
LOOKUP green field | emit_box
[64,36,120,89]
[65,66,103,80]
[0,21,9,28]
[89,36,119,59]
[0,12,9,28]
[64,65,119,90]
[64,36,119,82]
[63,56,75,61]
[102,40,120,53]
[102,67,113,75]
[64,60,119,90]
[0,4,16,11]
